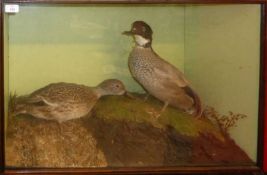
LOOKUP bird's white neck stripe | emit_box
[134,35,150,47]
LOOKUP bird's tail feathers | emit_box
[9,93,28,116]
[192,91,203,118]
[183,86,203,118]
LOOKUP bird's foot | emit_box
[186,108,194,115]
[146,107,161,119]
[186,108,203,119]
[154,113,161,119]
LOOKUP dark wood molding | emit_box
[0,0,266,174]
[3,165,262,174]
[263,1,267,173]
[0,0,5,173]
[258,3,266,171]
[2,0,267,4]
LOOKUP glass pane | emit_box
[4,4,261,168]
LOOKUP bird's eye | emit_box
[142,27,146,32]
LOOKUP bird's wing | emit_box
[153,62,189,87]
[29,82,95,104]
[26,96,43,103]
[28,83,69,105]
[26,95,58,107]
[149,49,190,87]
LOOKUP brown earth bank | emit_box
[5,95,253,168]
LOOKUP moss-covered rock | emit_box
[95,95,224,141]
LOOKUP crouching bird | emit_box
[123,21,202,118]
[12,79,127,123]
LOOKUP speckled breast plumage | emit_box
[128,47,158,89]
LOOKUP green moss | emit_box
[94,95,225,141]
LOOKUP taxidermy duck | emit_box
[123,21,203,118]
[12,79,127,123]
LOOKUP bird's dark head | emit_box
[122,21,153,47]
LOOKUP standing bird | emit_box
[123,21,202,118]
[12,79,127,123]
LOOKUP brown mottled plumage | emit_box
[123,21,202,118]
[12,79,126,123]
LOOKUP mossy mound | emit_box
[95,95,224,141]
[6,94,252,167]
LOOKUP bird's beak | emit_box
[122,31,133,36]
[124,91,135,99]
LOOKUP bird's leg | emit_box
[160,102,169,113]
[155,102,169,118]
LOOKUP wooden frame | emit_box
[0,0,266,174]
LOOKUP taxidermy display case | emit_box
[0,0,267,174]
